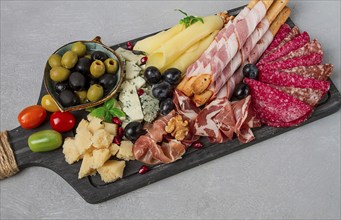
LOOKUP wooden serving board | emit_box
[4,6,341,204]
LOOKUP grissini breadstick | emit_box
[177,0,261,96]
[192,0,288,106]
[179,0,274,99]
[221,6,292,100]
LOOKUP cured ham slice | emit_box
[271,85,324,106]
[281,64,333,81]
[194,96,260,143]
[258,70,330,94]
[262,23,291,57]
[258,53,323,72]
[244,78,313,127]
[257,31,311,65]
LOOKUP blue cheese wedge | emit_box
[129,76,146,89]
[119,81,144,122]
[125,61,141,80]
[115,47,144,64]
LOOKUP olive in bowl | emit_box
[44,36,123,112]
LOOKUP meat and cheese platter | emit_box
[0,1,340,204]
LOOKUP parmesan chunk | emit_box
[88,117,104,134]
[97,160,126,183]
[116,141,135,161]
[78,151,95,179]
[109,143,120,156]
[75,127,93,155]
[91,129,114,149]
[62,137,82,164]
[76,119,89,133]
[103,122,118,136]
[91,148,111,169]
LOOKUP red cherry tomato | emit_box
[50,111,76,133]
[18,105,47,129]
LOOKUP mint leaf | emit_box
[109,108,126,118]
[90,106,106,118]
[104,99,116,110]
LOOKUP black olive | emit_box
[59,90,80,107]
[152,82,173,100]
[98,74,117,91]
[74,57,91,75]
[124,121,146,142]
[91,51,108,62]
[243,64,259,79]
[69,72,86,91]
[163,68,182,85]
[234,83,250,100]
[144,66,161,84]
[159,98,175,115]
[55,81,70,94]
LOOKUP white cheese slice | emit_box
[119,81,144,122]
[115,47,144,64]
[129,76,146,90]
[125,61,141,80]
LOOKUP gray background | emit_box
[0,1,340,219]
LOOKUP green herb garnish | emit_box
[176,9,204,28]
[86,99,125,122]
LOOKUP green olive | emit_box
[61,51,78,69]
[71,42,87,57]
[50,66,71,82]
[76,90,88,103]
[48,54,62,68]
[90,60,105,78]
[104,58,118,74]
[87,84,104,102]
[84,54,92,59]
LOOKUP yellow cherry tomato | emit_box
[41,94,59,112]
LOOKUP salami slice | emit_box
[275,39,323,62]
[258,32,311,65]
[259,70,330,94]
[282,64,333,81]
[260,26,300,61]
[244,78,313,127]
[258,53,323,72]
[262,23,291,57]
[271,85,324,106]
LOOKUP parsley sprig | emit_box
[86,99,125,123]
[176,9,204,28]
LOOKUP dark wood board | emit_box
[5,6,341,204]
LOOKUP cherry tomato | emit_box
[18,105,47,129]
[50,111,76,133]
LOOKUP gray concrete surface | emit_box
[0,1,340,219]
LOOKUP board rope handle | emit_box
[0,131,19,179]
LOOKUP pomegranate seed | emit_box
[140,56,148,65]
[138,165,150,174]
[112,117,122,126]
[113,136,121,145]
[137,89,145,96]
[126,41,133,50]
[117,126,124,138]
[191,141,203,149]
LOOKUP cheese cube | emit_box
[78,151,95,179]
[76,119,89,133]
[103,122,118,136]
[75,127,93,155]
[125,61,141,80]
[62,137,82,164]
[97,160,126,183]
[88,117,104,134]
[119,82,144,122]
[109,143,120,156]
[129,76,146,89]
[91,148,111,169]
[91,129,114,149]
[116,141,135,161]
